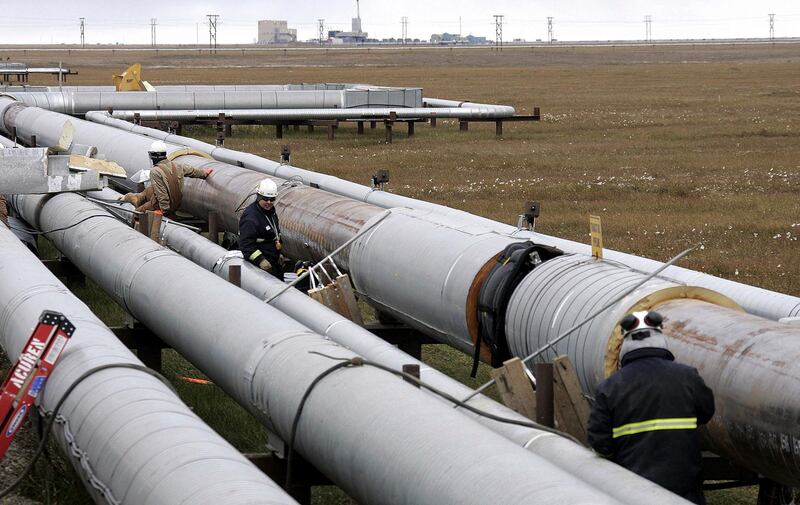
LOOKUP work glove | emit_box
[258,258,272,272]
[119,193,137,205]
[275,239,282,252]
[278,254,288,267]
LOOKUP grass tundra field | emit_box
[1,43,798,503]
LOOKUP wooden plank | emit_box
[552,355,591,445]
[490,357,537,421]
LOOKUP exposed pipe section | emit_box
[80,110,800,321]
[12,192,630,505]
[0,220,298,505]
[157,211,693,505]
[505,254,800,486]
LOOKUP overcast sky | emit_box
[1,0,798,44]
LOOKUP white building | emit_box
[257,20,297,44]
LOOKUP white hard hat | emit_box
[148,140,167,154]
[256,178,278,198]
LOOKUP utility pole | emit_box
[769,13,775,40]
[494,14,504,50]
[401,16,408,45]
[150,18,157,47]
[318,19,325,44]
[79,17,85,48]
[547,17,553,44]
[207,14,219,53]
[644,15,652,42]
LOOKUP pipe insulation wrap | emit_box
[159,217,694,505]
[505,253,800,487]
[505,254,739,392]
[12,192,628,505]
[0,220,297,505]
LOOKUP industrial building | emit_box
[257,20,297,44]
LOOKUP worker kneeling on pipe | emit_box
[238,178,284,280]
[120,140,212,216]
[587,311,715,505]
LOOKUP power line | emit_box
[207,14,219,53]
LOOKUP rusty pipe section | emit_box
[657,299,800,486]
[505,254,800,486]
[175,155,382,267]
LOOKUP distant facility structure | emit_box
[328,0,368,43]
[257,20,297,44]
[430,33,489,44]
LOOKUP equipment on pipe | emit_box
[79,110,800,321]
[0,221,298,505]
[12,192,630,505]
[155,207,693,505]
[504,253,800,486]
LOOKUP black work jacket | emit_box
[239,201,281,268]
[587,347,715,504]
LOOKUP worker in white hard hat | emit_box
[238,178,284,280]
[120,140,213,216]
[587,310,715,505]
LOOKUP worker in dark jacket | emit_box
[239,178,284,280]
[587,310,715,505]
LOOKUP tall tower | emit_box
[494,14,504,49]
[401,16,408,44]
[769,13,775,40]
[79,17,85,48]
[318,19,325,44]
[207,14,219,53]
[150,18,157,47]
[352,0,362,34]
[644,15,652,42]
[547,17,553,44]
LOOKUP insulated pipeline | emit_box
[158,216,693,505]
[0,219,297,505]
[504,253,800,486]
[12,192,629,505]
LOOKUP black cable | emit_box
[285,358,357,490]
[9,214,121,236]
[0,363,176,499]
[284,352,582,490]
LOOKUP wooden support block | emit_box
[370,121,376,129]
[276,124,283,139]
[407,121,415,137]
[384,121,393,144]
[335,274,363,326]
[495,120,503,137]
[327,124,338,140]
[490,357,537,421]
[148,211,162,242]
[307,124,314,133]
[430,116,437,128]
[535,363,555,427]
[402,364,421,387]
[207,211,220,245]
[459,120,469,132]
[552,355,591,445]
[357,121,365,134]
